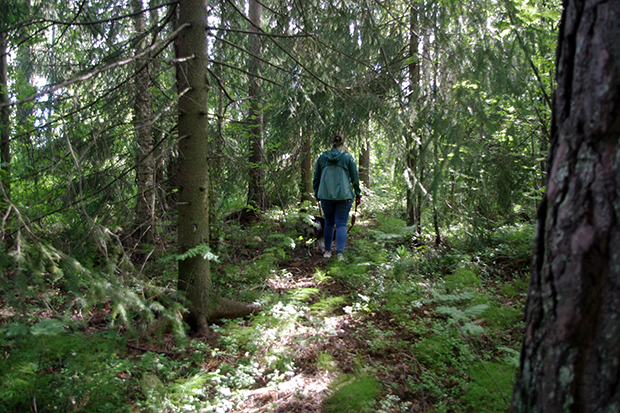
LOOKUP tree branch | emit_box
[1,23,190,109]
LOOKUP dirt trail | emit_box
[229,247,423,412]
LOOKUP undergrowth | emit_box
[0,203,532,412]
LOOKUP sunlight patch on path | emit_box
[234,371,336,412]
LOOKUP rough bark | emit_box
[510,1,620,412]
[247,0,265,210]
[131,0,156,243]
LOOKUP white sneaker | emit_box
[323,251,332,258]
[337,253,344,262]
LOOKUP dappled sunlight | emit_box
[234,371,337,412]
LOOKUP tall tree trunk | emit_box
[0,32,10,235]
[406,4,421,231]
[176,0,258,333]
[209,1,226,250]
[151,1,169,215]
[300,132,313,202]
[209,63,224,249]
[247,0,265,210]
[511,1,620,411]
[176,0,216,333]
[131,0,155,243]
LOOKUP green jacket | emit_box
[313,148,361,201]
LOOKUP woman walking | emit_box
[313,132,361,261]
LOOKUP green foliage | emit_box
[325,375,382,413]
[413,321,471,369]
[286,286,320,302]
[375,214,407,234]
[0,203,531,412]
[442,267,482,292]
[492,223,536,261]
[310,295,348,314]
[160,243,220,264]
[3,318,66,338]
[0,0,557,407]
[501,277,529,298]
[0,329,134,413]
[0,235,185,341]
[317,352,338,372]
[460,362,514,413]
[480,301,524,332]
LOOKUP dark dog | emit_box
[302,215,326,252]
[302,215,340,254]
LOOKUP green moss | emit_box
[325,374,382,413]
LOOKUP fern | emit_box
[437,304,489,335]
[160,243,219,263]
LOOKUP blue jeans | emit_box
[321,199,352,255]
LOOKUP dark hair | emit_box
[332,132,344,146]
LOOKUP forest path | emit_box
[229,240,424,413]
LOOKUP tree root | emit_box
[187,298,262,337]
[212,297,262,321]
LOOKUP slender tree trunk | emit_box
[247,0,265,210]
[209,49,224,250]
[131,0,156,243]
[432,142,440,245]
[359,136,370,190]
[300,132,313,202]
[151,2,169,215]
[405,143,417,227]
[207,0,232,250]
[406,4,421,231]
[0,32,10,235]
[416,159,424,229]
[511,1,620,411]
